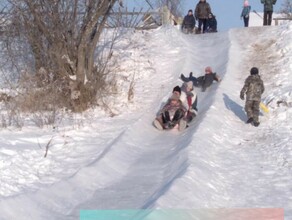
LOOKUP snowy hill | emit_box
[0,22,292,220]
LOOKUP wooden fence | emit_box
[108,6,181,30]
[273,17,292,26]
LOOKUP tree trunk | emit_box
[6,0,118,112]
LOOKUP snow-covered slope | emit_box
[0,23,291,220]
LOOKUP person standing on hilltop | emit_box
[195,0,212,33]
[182,9,196,34]
[261,0,277,25]
[241,0,251,27]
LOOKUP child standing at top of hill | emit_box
[182,9,196,34]
[241,0,251,27]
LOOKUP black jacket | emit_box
[202,72,219,91]
[206,17,217,32]
[182,15,196,29]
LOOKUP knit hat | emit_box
[250,67,259,75]
[188,9,193,13]
[170,94,179,101]
[244,0,249,6]
[205,66,212,73]
[172,85,181,95]
[181,81,193,92]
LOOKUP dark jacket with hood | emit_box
[195,1,212,19]
[261,0,277,12]
[202,72,220,91]
[182,14,196,29]
[206,15,217,31]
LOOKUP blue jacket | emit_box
[241,6,251,17]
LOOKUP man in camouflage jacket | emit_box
[240,67,265,127]
[261,0,277,25]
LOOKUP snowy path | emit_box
[155,26,292,218]
[69,30,232,217]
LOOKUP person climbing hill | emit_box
[240,67,265,127]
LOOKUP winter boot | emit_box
[180,74,190,82]
[246,118,253,124]
[153,119,163,130]
[171,109,184,125]
[164,111,171,122]
[161,111,170,125]
[164,121,175,129]
[189,108,197,116]
[253,121,260,127]
[178,119,187,131]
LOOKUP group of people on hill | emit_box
[181,0,278,33]
[240,0,277,27]
[154,66,265,131]
[181,0,217,34]
[153,66,221,131]
[154,1,270,131]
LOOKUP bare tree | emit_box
[280,0,292,17]
[146,0,185,17]
[4,0,119,111]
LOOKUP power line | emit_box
[145,0,154,9]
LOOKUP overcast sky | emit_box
[123,0,285,31]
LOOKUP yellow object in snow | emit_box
[260,102,269,113]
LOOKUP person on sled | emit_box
[180,66,221,92]
[153,92,187,131]
[173,83,198,122]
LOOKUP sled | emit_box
[185,111,196,123]
[260,102,269,113]
[153,119,187,131]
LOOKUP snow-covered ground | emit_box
[0,17,291,220]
